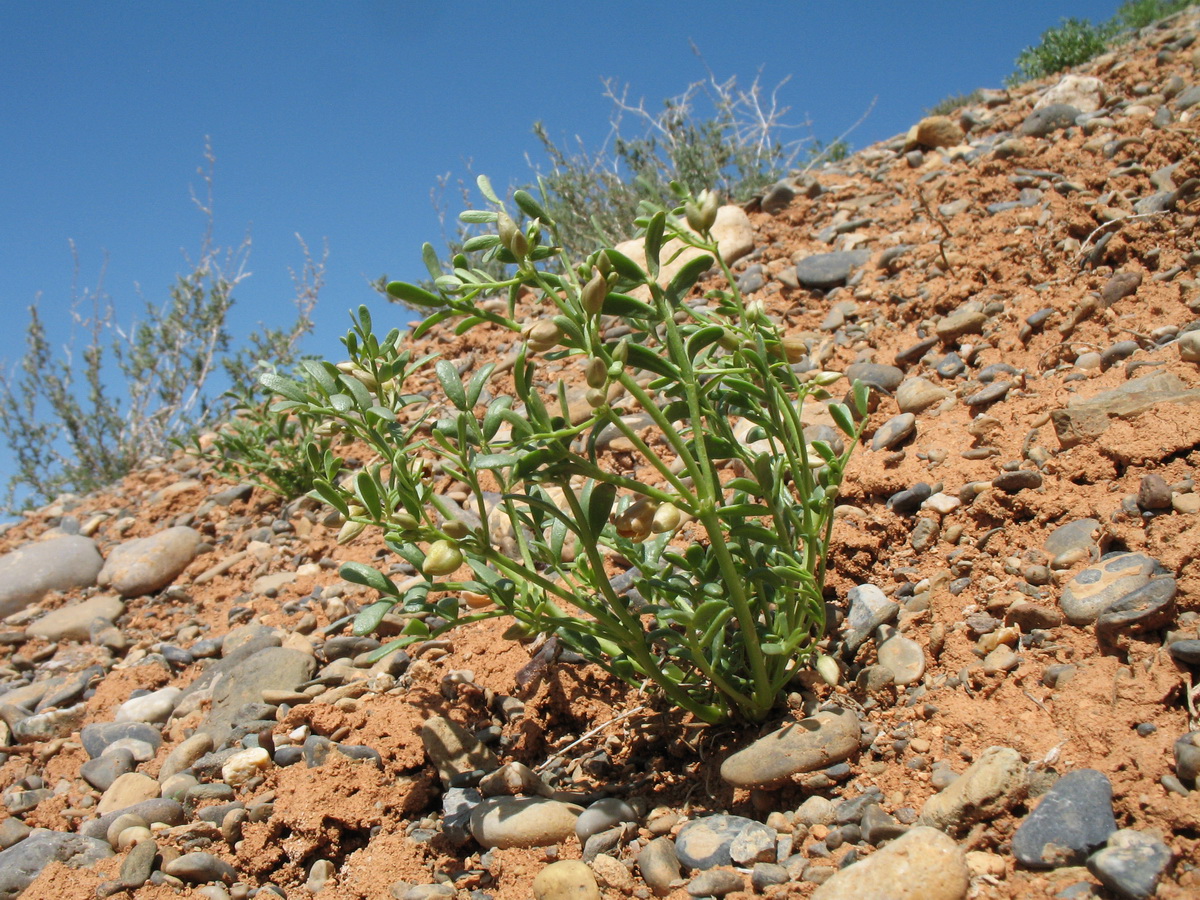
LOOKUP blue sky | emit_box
[1,1,1127,506]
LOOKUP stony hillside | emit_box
[2,9,1200,900]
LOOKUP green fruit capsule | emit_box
[580,269,607,316]
[422,540,464,576]
[584,357,607,389]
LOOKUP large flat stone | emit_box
[0,536,103,619]
[1051,373,1200,459]
[720,707,860,788]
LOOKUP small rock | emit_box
[98,526,202,597]
[687,869,745,897]
[719,708,860,789]
[576,797,636,845]
[421,717,500,788]
[935,308,988,342]
[876,635,925,685]
[0,535,104,619]
[872,413,916,451]
[920,746,1029,834]
[1043,519,1101,562]
[1059,552,1160,626]
[1021,104,1081,137]
[162,851,238,885]
[794,250,872,289]
[796,796,836,827]
[1037,74,1105,113]
[896,378,951,414]
[1087,829,1172,900]
[478,761,552,798]
[1167,640,1200,665]
[532,860,600,900]
[80,750,137,792]
[993,470,1042,493]
[844,585,899,653]
[591,854,633,893]
[97,773,160,815]
[119,836,158,889]
[1175,731,1200,783]
[0,829,113,900]
[845,363,904,393]
[221,747,273,787]
[26,594,123,642]
[1100,272,1143,306]
[469,796,582,849]
[115,686,181,724]
[860,804,908,844]
[1011,769,1116,868]
[1095,577,1177,644]
[914,116,965,149]
[1136,474,1172,510]
[638,837,682,896]
[811,826,968,900]
[1179,331,1200,362]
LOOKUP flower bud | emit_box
[810,370,844,386]
[614,497,658,543]
[745,300,766,325]
[651,502,681,533]
[422,539,464,576]
[389,510,420,531]
[580,269,607,316]
[462,590,492,610]
[815,654,840,686]
[584,357,607,390]
[523,319,561,353]
[585,388,607,409]
[685,189,720,233]
[779,337,807,364]
[611,338,629,365]
[497,210,520,254]
[336,520,366,545]
[442,519,469,539]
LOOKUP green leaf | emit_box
[300,360,338,395]
[436,360,468,410]
[461,234,501,253]
[585,482,616,540]
[387,281,443,308]
[685,324,726,359]
[459,209,497,224]
[311,479,350,519]
[422,242,442,281]
[852,380,869,418]
[625,343,682,381]
[604,248,649,284]
[473,453,520,469]
[353,600,394,636]
[466,362,496,408]
[513,190,550,221]
[643,210,666,278]
[666,253,715,301]
[259,373,308,404]
[730,523,779,544]
[356,471,383,520]
[829,402,856,437]
[413,309,454,340]
[363,636,423,663]
[340,561,398,596]
[476,174,501,204]
[717,502,773,518]
[600,292,655,318]
[724,477,763,495]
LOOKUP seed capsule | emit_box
[389,511,420,531]
[651,502,681,533]
[580,269,607,316]
[585,388,607,409]
[336,520,366,545]
[523,320,561,353]
[614,497,659,543]
[686,189,720,233]
[779,337,807,364]
[584,357,607,389]
[422,540,464,576]
[442,519,469,539]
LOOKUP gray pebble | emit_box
[844,585,899,653]
[1021,104,1081,137]
[686,869,744,897]
[81,749,137,791]
[720,709,860,789]
[81,722,163,760]
[1059,553,1160,626]
[1095,577,1177,643]
[965,381,1012,407]
[888,483,931,514]
[1087,829,1172,900]
[794,250,872,289]
[575,797,636,845]
[163,851,238,885]
[871,413,915,451]
[637,837,682,896]
[1174,731,1200,783]
[751,863,790,891]
[992,470,1042,493]
[1011,769,1116,868]
[1167,639,1200,665]
[120,837,158,889]
[0,829,113,899]
[675,815,767,869]
[845,362,903,393]
[1136,474,1173,510]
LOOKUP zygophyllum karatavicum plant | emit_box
[265,176,866,724]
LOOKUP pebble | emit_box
[1087,829,1173,900]
[888,482,931,514]
[796,796,836,826]
[0,535,104,619]
[421,716,500,788]
[162,851,238,885]
[935,308,987,342]
[1008,600,1063,631]
[97,773,160,815]
[1167,639,1200,665]
[478,761,552,798]
[844,584,899,653]
[1136,474,1173,510]
[160,732,215,781]
[1011,769,1116,868]
[845,362,904,393]
[0,829,113,899]
[1100,271,1143,306]
[1021,103,1081,136]
[811,826,969,900]
[531,860,600,900]
[1179,330,1200,362]
[860,804,908,844]
[719,708,860,789]
[637,837,682,896]
[686,869,744,897]
[1095,577,1177,643]
[81,749,137,791]
[98,525,203,597]
[119,836,158,889]
[794,250,872,289]
[992,470,1042,493]
[469,796,582,849]
[1058,552,1159,626]
[876,635,925,685]
[1174,731,1200,783]
[896,377,951,414]
[1043,518,1100,561]
[222,747,273,786]
[115,686,181,724]
[26,593,124,642]
[575,797,636,845]
[871,413,916,451]
[190,646,316,748]
[920,746,1028,834]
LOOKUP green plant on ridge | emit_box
[268,176,865,724]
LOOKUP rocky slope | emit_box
[2,9,1200,900]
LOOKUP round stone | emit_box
[532,860,600,900]
[876,635,925,685]
[719,708,860,789]
[469,797,582,849]
[1059,553,1159,626]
